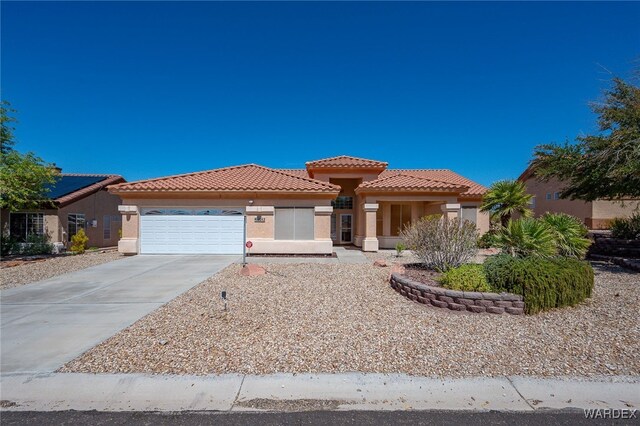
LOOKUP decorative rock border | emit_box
[390,273,525,315]
[589,254,640,272]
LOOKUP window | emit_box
[546,193,552,200]
[9,213,44,242]
[68,214,86,241]
[103,215,111,240]
[275,208,314,240]
[530,196,536,208]
[554,192,560,200]
[461,207,477,225]
[332,196,353,210]
[390,204,411,236]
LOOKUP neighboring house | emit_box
[109,155,488,255]
[518,166,640,229]
[1,173,126,249]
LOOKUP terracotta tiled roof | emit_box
[108,164,340,193]
[55,174,125,207]
[357,172,469,193]
[380,169,487,198]
[306,155,388,169]
[278,169,310,178]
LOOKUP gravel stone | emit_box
[60,261,640,378]
[1,251,123,290]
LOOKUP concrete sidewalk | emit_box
[244,246,370,265]
[1,372,637,412]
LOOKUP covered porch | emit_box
[353,198,467,251]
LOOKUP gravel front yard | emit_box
[1,251,123,290]
[61,261,640,378]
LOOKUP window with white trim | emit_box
[68,214,86,241]
[554,192,560,200]
[530,196,536,208]
[546,193,552,200]
[275,208,314,240]
[9,212,44,242]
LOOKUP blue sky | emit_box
[2,2,638,186]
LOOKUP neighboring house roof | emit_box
[47,174,125,207]
[380,169,487,199]
[108,164,340,194]
[517,164,535,182]
[356,172,469,193]
[305,155,388,170]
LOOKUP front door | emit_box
[340,214,352,244]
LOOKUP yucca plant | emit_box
[480,180,533,227]
[494,218,556,258]
[540,213,591,259]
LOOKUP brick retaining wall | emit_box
[390,273,525,315]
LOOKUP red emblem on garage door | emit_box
[245,241,253,249]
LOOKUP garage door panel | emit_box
[140,215,244,254]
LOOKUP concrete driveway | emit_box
[1,255,237,374]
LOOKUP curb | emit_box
[1,372,638,412]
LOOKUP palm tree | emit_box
[480,180,533,227]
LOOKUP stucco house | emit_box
[109,156,488,255]
[518,166,640,229]
[1,173,125,250]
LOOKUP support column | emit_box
[362,203,379,252]
[440,203,461,220]
[118,205,139,255]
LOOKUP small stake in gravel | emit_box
[221,290,228,311]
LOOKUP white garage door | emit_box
[140,208,244,254]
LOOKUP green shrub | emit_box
[400,215,478,272]
[395,242,406,256]
[439,264,493,292]
[22,233,54,255]
[494,218,557,258]
[610,213,640,240]
[70,228,89,254]
[477,229,498,248]
[1,231,52,256]
[0,231,20,256]
[540,213,591,258]
[484,254,594,314]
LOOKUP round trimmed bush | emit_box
[439,264,493,293]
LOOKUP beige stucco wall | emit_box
[590,199,640,229]
[58,189,123,247]
[524,176,640,229]
[592,199,640,219]
[523,177,593,224]
[476,209,490,234]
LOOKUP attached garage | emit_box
[140,208,244,254]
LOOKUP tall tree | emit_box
[480,180,533,227]
[531,74,640,201]
[0,101,58,211]
[1,100,17,154]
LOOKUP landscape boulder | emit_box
[240,264,266,276]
